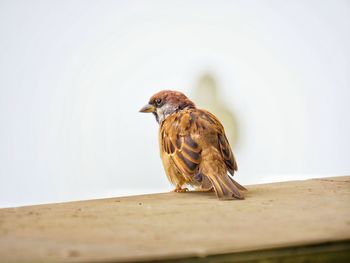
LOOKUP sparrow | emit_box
[139,90,246,200]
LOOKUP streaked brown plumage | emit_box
[140,90,246,200]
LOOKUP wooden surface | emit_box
[0,176,349,262]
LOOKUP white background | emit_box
[1,0,349,207]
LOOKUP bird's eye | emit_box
[155,99,162,106]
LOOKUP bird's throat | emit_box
[152,112,159,123]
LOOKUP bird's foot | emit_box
[174,188,189,193]
[172,185,189,193]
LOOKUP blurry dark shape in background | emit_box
[192,73,239,149]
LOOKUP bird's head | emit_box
[139,90,195,123]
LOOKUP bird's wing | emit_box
[200,110,238,175]
[161,108,245,197]
[160,110,202,180]
[160,108,238,178]
[197,109,245,197]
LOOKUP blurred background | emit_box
[0,0,349,207]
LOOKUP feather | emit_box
[148,90,245,199]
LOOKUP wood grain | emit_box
[0,176,349,262]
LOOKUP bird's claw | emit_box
[173,186,189,193]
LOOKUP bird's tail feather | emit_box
[229,177,247,191]
[201,147,245,200]
[210,174,244,200]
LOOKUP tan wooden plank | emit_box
[0,176,349,262]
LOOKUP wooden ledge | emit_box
[0,176,349,262]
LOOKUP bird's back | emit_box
[158,107,242,199]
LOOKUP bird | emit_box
[139,90,246,200]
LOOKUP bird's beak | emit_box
[139,104,156,113]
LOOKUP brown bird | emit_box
[139,90,246,200]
